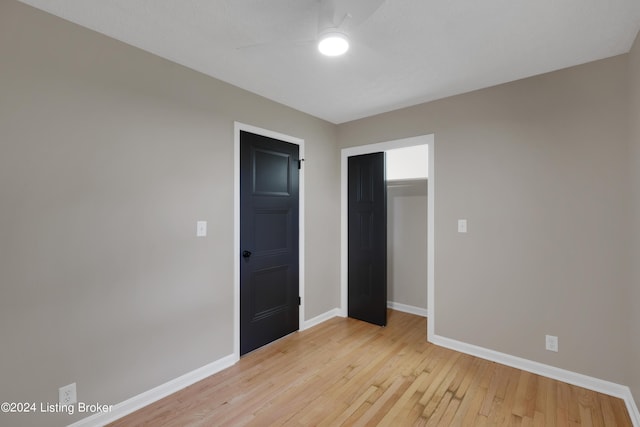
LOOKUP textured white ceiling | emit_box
[17,0,640,124]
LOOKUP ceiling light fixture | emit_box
[318,31,349,56]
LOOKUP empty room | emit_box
[1,0,640,426]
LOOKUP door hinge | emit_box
[298,159,304,170]
[298,296,301,306]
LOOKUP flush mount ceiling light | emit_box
[318,31,350,56]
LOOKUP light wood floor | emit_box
[109,310,632,426]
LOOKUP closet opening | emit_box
[386,145,428,317]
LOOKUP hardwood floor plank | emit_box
[449,361,491,426]
[512,371,534,417]
[438,394,462,426]
[377,373,425,425]
[542,376,558,427]
[320,384,376,427]
[446,354,474,396]
[421,364,460,418]
[108,310,632,427]
[601,394,620,426]
[351,376,409,427]
[424,390,454,427]
[478,364,501,416]
[611,395,634,426]
[418,351,462,407]
[453,356,484,401]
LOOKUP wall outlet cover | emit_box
[59,383,77,405]
[545,335,559,352]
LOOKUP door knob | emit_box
[242,250,252,258]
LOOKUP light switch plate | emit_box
[196,221,207,237]
[457,219,467,233]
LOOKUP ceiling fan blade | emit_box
[317,0,338,31]
[335,0,385,30]
[318,0,384,32]
[236,39,315,52]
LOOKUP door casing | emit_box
[234,122,305,360]
[340,135,435,339]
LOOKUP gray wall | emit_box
[387,180,428,310]
[629,31,640,408]
[2,0,639,424]
[338,54,632,387]
[0,2,339,426]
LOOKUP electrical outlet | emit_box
[59,383,77,405]
[545,335,558,352]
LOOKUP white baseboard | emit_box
[387,301,428,317]
[431,334,640,427]
[68,354,237,427]
[70,308,343,427]
[302,308,340,330]
[68,316,639,427]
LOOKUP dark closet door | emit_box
[348,152,387,326]
[240,130,299,355]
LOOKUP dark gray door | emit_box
[240,130,299,355]
[348,152,387,326]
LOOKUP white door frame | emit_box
[233,122,305,360]
[340,134,435,340]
